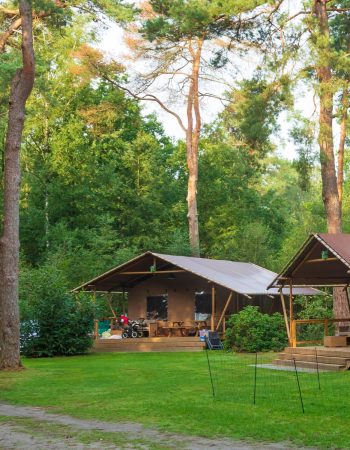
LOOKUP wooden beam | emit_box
[106,293,116,318]
[289,282,293,347]
[94,319,99,340]
[295,317,350,324]
[119,270,186,275]
[291,243,317,276]
[216,291,233,331]
[122,289,126,315]
[93,289,98,340]
[291,319,297,348]
[305,257,338,264]
[279,292,290,339]
[211,285,216,331]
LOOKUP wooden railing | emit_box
[290,318,350,347]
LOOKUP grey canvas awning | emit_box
[73,251,320,296]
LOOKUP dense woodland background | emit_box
[0,0,349,293]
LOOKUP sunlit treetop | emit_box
[142,0,270,42]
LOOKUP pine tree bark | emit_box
[313,0,349,320]
[313,0,342,233]
[0,0,35,370]
[337,88,348,212]
[186,38,203,257]
[335,89,350,321]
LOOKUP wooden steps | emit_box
[92,336,206,353]
[273,346,350,371]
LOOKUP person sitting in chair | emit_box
[120,314,129,326]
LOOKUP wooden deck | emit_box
[273,346,350,371]
[92,336,206,353]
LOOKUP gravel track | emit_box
[0,403,315,450]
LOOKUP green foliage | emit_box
[199,114,300,268]
[294,294,334,343]
[19,265,94,357]
[1,0,349,308]
[144,0,266,41]
[223,76,292,157]
[295,293,333,320]
[224,306,288,352]
[290,114,317,191]
[16,20,188,282]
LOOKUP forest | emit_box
[0,1,349,366]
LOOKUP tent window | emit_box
[195,292,212,321]
[146,295,168,320]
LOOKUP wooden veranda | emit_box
[269,233,350,370]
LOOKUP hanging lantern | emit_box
[321,250,329,260]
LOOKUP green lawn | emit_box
[0,351,349,448]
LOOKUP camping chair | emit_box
[206,331,223,350]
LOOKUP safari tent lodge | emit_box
[73,252,316,352]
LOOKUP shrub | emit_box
[20,265,94,357]
[224,306,288,352]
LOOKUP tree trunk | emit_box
[186,38,203,257]
[313,0,349,321]
[0,0,35,370]
[334,88,350,321]
[337,88,348,212]
[44,100,50,250]
[313,0,342,234]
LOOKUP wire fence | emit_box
[205,348,350,415]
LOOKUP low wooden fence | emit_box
[290,318,350,347]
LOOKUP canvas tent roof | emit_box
[269,233,350,287]
[73,251,318,296]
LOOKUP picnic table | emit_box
[159,321,199,337]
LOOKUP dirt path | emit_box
[0,403,314,450]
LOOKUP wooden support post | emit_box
[324,319,329,337]
[94,319,99,340]
[289,282,294,347]
[93,289,98,340]
[106,293,116,318]
[122,289,126,315]
[344,285,350,312]
[279,292,290,340]
[216,291,233,331]
[211,285,216,331]
[291,319,297,348]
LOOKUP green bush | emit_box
[20,265,94,357]
[224,306,288,352]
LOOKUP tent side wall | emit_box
[127,272,283,323]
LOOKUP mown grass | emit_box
[0,351,349,448]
